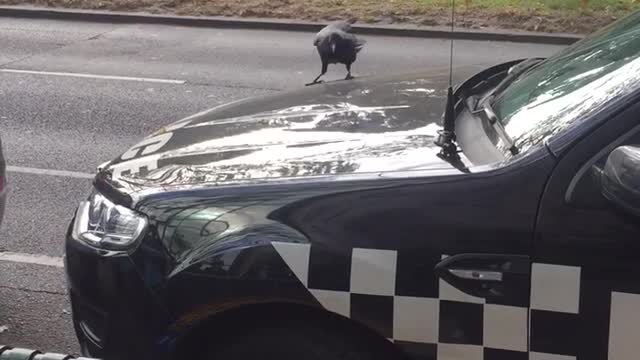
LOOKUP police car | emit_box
[66,10,640,360]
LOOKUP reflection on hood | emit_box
[126,121,442,186]
[106,73,469,191]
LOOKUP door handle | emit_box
[448,268,503,282]
[435,253,529,300]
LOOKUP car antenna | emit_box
[434,0,461,162]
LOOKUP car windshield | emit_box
[493,10,640,155]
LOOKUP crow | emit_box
[307,20,366,85]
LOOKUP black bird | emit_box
[307,21,366,85]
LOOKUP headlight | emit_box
[72,191,148,250]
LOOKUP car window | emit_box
[568,127,640,208]
[493,11,640,155]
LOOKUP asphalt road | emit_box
[0,16,566,354]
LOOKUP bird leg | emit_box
[344,63,354,80]
[305,74,324,86]
[306,62,328,86]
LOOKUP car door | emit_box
[534,102,640,360]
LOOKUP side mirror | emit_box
[600,146,640,217]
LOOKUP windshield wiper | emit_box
[469,58,543,157]
[481,97,519,156]
[490,57,545,98]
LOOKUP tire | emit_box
[204,317,403,360]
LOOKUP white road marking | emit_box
[0,252,64,268]
[7,165,94,179]
[0,69,186,84]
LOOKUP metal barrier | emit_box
[0,346,98,360]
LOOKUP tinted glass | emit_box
[494,11,640,154]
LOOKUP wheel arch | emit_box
[171,301,407,360]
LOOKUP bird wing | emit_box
[354,37,366,52]
[314,26,332,46]
[328,31,366,60]
[339,32,366,53]
[315,20,353,45]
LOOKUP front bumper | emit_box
[65,221,171,360]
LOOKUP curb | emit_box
[0,345,98,360]
[0,5,583,45]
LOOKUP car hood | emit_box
[104,71,472,195]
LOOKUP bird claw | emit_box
[305,80,324,86]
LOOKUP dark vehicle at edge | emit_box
[66,12,640,360]
[0,136,5,228]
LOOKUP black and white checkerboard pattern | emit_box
[273,242,640,360]
[272,242,531,360]
[528,263,581,360]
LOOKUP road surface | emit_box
[0,16,566,354]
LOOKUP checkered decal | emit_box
[272,243,640,360]
[272,242,530,360]
[529,264,581,360]
[608,291,640,360]
[528,265,640,360]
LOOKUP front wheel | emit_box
[204,318,403,360]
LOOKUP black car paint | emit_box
[66,67,513,359]
[100,70,476,200]
[64,56,640,360]
[69,162,552,359]
[532,103,640,359]
[65,232,171,358]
